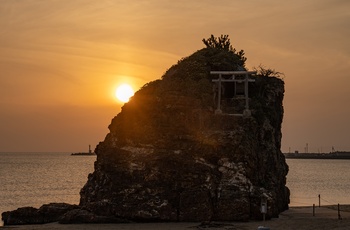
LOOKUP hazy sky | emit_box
[1,0,349,153]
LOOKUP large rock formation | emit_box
[2,38,290,225]
[79,45,290,222]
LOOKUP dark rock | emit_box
[79,46,290,222]
[2,203,78,225]
[1,202,127,225]
[38,203,79,223]
[2,207,43,225]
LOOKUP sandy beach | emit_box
[2,206,350,230]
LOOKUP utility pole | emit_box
[319,194,321,207]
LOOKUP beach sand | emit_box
[1,206,350,230]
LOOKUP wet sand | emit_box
[2,206,350,230]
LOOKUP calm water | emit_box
[0,152,95,226]
[0,153,349,226]
[287,158,350,207]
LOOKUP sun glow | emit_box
[115,84,134,103]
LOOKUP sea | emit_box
[0,152,95,226]
[1,153,350,226]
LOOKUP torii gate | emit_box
[211,71,256,116]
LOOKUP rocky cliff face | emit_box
[79,47,290,222]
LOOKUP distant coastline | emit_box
[71,145,95,156]
[284,151,350,159]
[71,152,95,156]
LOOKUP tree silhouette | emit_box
[202,34,232,51]
[202,34,247,68]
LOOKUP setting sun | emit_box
[115,84,134,103]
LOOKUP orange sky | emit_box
[1,0,349,152]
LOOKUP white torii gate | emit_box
[211,71,256,116]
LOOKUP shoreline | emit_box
[2,206,350,230]
[284,152,350,160]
